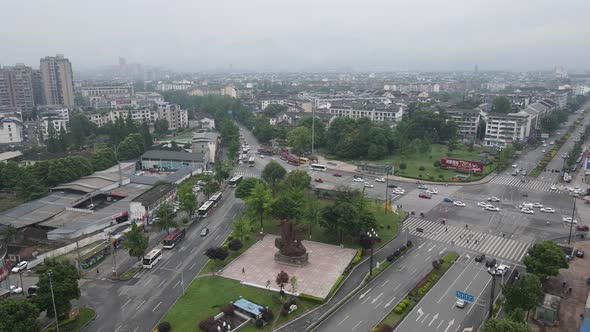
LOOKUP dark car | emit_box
[314,178,323,183]
[475,254,486,262]
[333,173,343,177]
[485,258,497,268]
[388,184,398,188]
[419,193,432,199]
[353,175,363,179]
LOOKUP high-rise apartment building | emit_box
[40,54,75,107]
[0,64,35,113]
[32,69,44,105]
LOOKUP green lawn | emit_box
[202,234,258,274]
[43,307,96,332]
[161,276,318,332]
[262,201,402,249]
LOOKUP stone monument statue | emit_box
[274,220,309,267]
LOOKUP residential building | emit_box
[135,92,164,103]
[86,108,158,127]
[80,82,134,98]
[574,85,590,96]
[32,69,44,105]
[446,108,481,142]
[192,132,220,162]
[0,64,35,114]
[325,101,403,123]
[483,112,530,147]
[40,55,75,107]
[0,117,25,144]
[197,117,215,130]
[129,183,176,225]
[156,102,188,130]
[40,116,68,140]
[221,85,238,98]
[156,80,193,91]
[140,150,209,171]
[190,87,221,96]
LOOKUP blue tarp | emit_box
[581,317,590,332]
[233,298,264,316]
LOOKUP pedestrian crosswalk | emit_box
[489,175,558,193]
[234,167,261,179]
[402,217,531,262]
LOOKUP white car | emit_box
[540,207,555,213]
[520,208,534,215]
[512,164,518,168]
[487,197,500,202]
[542,149,546,153]
[477,202,491,208]
[353,178,364,183]
[562,217,578,224]
[496,264,510,276]
[11,261,28,274]
[455,299,467,308]
[486,206,500,212]
[392,188,405,195]
[542,144,547,147]
[550,185,557,191]
[9,285,22,294]
[260,155,265,159]
[363,182,374,188]
[426,189,438,195]
[532,203,543,208]
[453,201,466,207]
[375,177,385,183]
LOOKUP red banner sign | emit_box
[440,157,484,173]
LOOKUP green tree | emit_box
[419,137,431,154]
[139,121,153,149]
[264,104,288,117]
[155,203,177,234]
[203,181,221,199]
[0,299,40,332]
[154,119,169,136]
[523,240,568,281]
[480,319,531,332]
[262,161,287,193]
[303,197,322,236]
[91,147,117,171]
[123,223,149,261]
[1,161,22,190]
[447,139,458,152]
[298,116,325,147]
[232,216,250,241]
[503,273,543,319]
[246,182,273,231]
[34,261,80,320]
[46,117,60,153]
[321,201,358,243]
[287,127,312,155]
[491,96,512,114]
[214,161,231,184]
[178,187,197,216]
[271,190,305,222]
[235,177,264,199]
[279,169,311,192]
[118,133,145,160]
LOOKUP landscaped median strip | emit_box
[371,252,460,332]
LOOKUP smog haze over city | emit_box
[2,0,590,72]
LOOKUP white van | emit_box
[519,202,533,209]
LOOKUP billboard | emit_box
[440,157,484,173]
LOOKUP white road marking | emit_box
[444,318,455,332]
[136,299,146,310]
[358,287,372,299]
[381,279,390,287]
[115,326,122,332]
[132,327,139,332]
[371,292,383,304]
[189,262,197,270]
[416,307,424,321]
[361,296,371,304]
[437,320,444,329]
[152,301,162,312]
[421,313,430,323]
[158,279,166,288]
[352,321,363,331]
[122,298,132,308]
[384,296,397,308]
[429,313,439,327]
[337,315,349,326]
[176,262,182,270]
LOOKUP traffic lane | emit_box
[81,197,242,332]
[394,254,491,332]
[315,240,448,332]
[391,186,462,217]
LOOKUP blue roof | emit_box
[581,317,590,332]
[233,298,264,316]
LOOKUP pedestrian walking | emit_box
[475,239,478,245]
[96,269,99,275]
[569,287,573,294]
[242,267,245,274]
[445,227,448,232]
[563,281,567,288]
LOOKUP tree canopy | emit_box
[480,319,531,332]
[279,169,311,192]
[123,223,149,261]
[523,240,568,280]
[235,177,264,199]
[491,96,512,114]
[503,273,544,316]
[271,189,306,222]
[34,260,80,319]
[246,182,273,230]
[287,127,312,155]
[262,161,287,193]
[0,299,41,332]
[155,203,177,234]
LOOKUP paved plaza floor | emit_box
[219,235,357,299]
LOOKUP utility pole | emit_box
[48,271,60,331]
[311,107,315,156]
[368,228,378,276]
[568,196,577,244]
[487,267,497,320]
[385,174,389,214]
[75,240,82,274]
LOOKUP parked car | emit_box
[475,254,485,262]
[426,189,439,195]
[485,206,500,212]
[443,197,454,203]
[419,193,432,199]
[477,202,491,208]
[314,178,323,183]
[532,203,543,208]
[512,164,518,168]
[485,258,497,268]
[550,185,558,191]
[453,201,466,207]
[375,177,385,183]
[9,285,22,294]
[487,197,500,202]
[353,175,363,179]
[333,173,342,177]
[576,250,585,258]
[495,264,510,276]
[417,184,428,190]
[363,182,374,188]
[392,188,406,195]
[353,178,364,183]
[27,286,39,298]
[520,208,534,215]
[388,184,397,188]
[11,261,28,274]
[540,207,555,213]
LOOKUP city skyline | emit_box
[1,0,589,72]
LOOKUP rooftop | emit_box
[141,149,206,162]
[233,298,265,317]
[132,183,175,207]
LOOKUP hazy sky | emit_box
[2,0,589,72]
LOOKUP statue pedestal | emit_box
[274,252,309,267]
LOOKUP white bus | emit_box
[209,192,222,207]
[310,164,327,172]
[248,155,255,167]
[228,175,243,187]
[197,200,215,218]
[142,248,162,268]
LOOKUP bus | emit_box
[286,155,301,166]
[248,155,255,167]
[163,227,186,249]
[310,164,327,172]
[209,192,222,206]
[79,242,111,269]
[258,147,274,156]
[197,200,215,218]
[299,157,309,164]
[142,248,163,268]
[229,175,243,187]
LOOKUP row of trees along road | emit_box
[235,160,377,244]
[0,258,81,332]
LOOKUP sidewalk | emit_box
[274,230,411,332]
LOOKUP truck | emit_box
[257,147,274,156]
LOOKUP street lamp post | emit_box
[368,228,378,276]
[568,196,577,245]
[384,174,389,214]
[486,266,498,320]
[109,233,118,280]
[48,271,60,331]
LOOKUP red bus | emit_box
[163,227,186,249]
[286,155,301,166]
